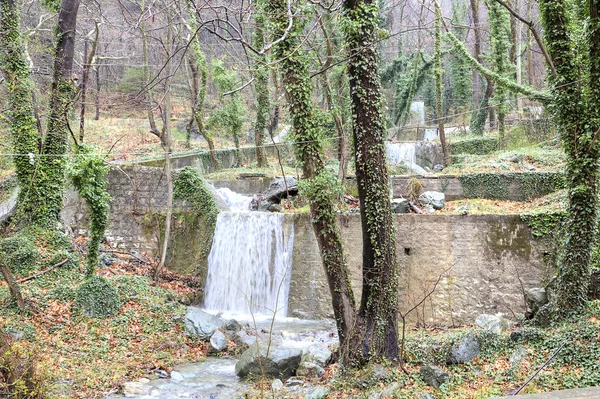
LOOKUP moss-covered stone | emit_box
[450,137,499,155]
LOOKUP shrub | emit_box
[0,333,47,398]
[74,275,121,318]
[0,235,38,276]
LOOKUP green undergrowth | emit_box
[329,301,600,398]
[459,171,564,201]
[0,257,194,398]
[445,145,565,174]
[204,162,297,181]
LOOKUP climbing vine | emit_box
[173,167,219,256]
[252,4,269,168]
[459,172,564,200]
[68,145,111,277]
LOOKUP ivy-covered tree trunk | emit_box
[0,0,41,224]
[36,0,80,226]
[253,7,268,168]
[343,0,399,366]
[486,0,511,147]
[469,0,493,136]
[267,0,356,346]
[188,7,219,169]
[539,0,600,315]
[434,1,449,166]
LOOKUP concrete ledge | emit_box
[495,387,600,398]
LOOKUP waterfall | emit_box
[423,128,438,141]
[385,142,417,166]
[203,188,294,318]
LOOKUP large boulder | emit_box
[475,314,507,335]
[420,365,449,388]
[235,343,302,379]
[446,333,480,364]
[261,177,298,203]
[419,191,445,210]
[184,307,224,341]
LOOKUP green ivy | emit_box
[68,145,111,277]
[173,167,219,256]
[449,137,499,155]
[75,275,121,318]
[459,172,564,200]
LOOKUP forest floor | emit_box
[0,241,598,398]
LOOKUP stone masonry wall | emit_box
[63,166,553,325]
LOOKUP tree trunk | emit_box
[79,25,98,142]
[538,0,600,315]
[435,1,450,166]
[141,0,160,138]
[0,264,26,312]
[38,0,80,226]
[0,0,42,224]
[94,61,101,120]
[343,0,399,366]
[267,0,356,346]
[470,0,482,107]
[253,9,268,168]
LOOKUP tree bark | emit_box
[343,0,399,366]
[253,8,268,168]
[268,0,356,346]
[0,264,26,312]
[435,1,450,166]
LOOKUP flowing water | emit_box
[423,128,438,141]
[203,189,295,318]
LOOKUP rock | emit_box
[224,319,242,333]
[420,365,449,388]
[509,347,527,364]
[419,191,445,210]
[268,204,283,212]
[525,287,548,315]
[271,379,283,391]
[304,386,329,399]
[261,177,298,202]
[368,382,403,399]
[447,333,480,364]
[286,378,304,387]
[433,164,444,172]
[525,165,537,171]
[100,253,113,267]
[209,330,228,353]
[296,361,324,378]
[122,381,151,397]
[153,370,168,379]
[257,200,272,212]
[232,330,257,351]
[170,371,184,381]
[475,314,507,335]
[184,307,224,341]
[391,198,410,214]
[509,155,523,163]
[423,204,435,213]
[235,343,303,379]
[420,394,436,399]
[301,343,332,367]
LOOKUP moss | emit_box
[74,275,121,318]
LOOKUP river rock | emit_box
[419,191,445,210]
[304,386,329,399]
[391,198,410,214]
[268,204,283,212]
[446,333,480,364]
[224,318,242,333]
[235,343,302,379]
[433,164,444,172]
[262,177,298,202]
[184,307,224,341]
[296,361,324,378]
[122,381,151,397]
[420,365,449,388]
[209,330,228,353]
[301,343,332,367]
[475,314,507,335]
[232,330,257,350]
[271,379,283,391]
[525,287,548,315]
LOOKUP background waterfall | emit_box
[203,189,294,317]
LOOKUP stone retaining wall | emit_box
[62,166,553,326]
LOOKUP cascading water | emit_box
[203,188,294,318]
[423,128,438,141]
[385,142,428,174]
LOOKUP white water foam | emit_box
[203,211,295,318]
[423,128,438,141]
[214,187,253,211]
